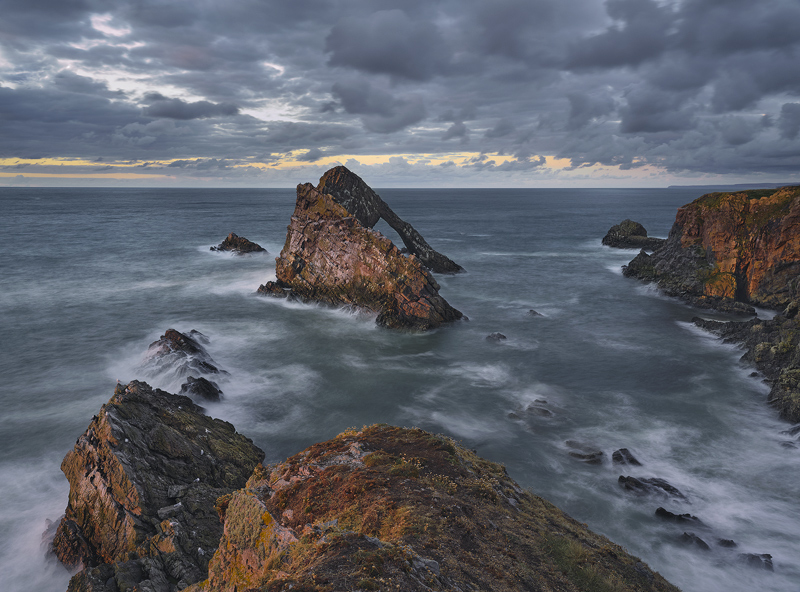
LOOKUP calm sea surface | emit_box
[1,187,798,591]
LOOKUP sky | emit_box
[1,0,799,187]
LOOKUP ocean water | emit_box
[1,186,798,592]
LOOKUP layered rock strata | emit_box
[694,300,800,423]
[211,233,266,254]
[602,220,665,251]
[258,172,462,331]
[51,381,264,592]
[624,186,800,313]
[185,424,678,592]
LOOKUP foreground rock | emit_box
[694,302,800,422]
[317,166,462,273]
[603,220,665,251]
[210,233,266,254]
[51,381,264,592]
[624,186,800,313]
[258,168,463,330]
[185,424,678,592]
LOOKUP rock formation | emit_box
[258,169,463,331]
[179,376,222,402]
[51,381,264,592]
[624,186,800,313]
[211,233,266,254]
[184,424,678,592]
[140,329,227,379]
[602,220,665,251]
[693,300,800,423]
[317,166,462,274]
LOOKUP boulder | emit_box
[183,425,679,592]
[566,440,604,465]
[738,553,774,571]
[486,332,507,342]
[210,233,266,254]
[257,169,463,331]
[679,532,710,552]
[603,220,665,251]
[51,381,264,592]
[624,186,800,312]
[612,448,642,466]
[179,376,222,402]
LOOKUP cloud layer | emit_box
[1,0,799,185]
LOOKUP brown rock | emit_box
[210,233,266,254]
[258,174,462,331]
[51,381,264,591]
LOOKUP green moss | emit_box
[543,535,624,592]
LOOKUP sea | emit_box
[1,186,798,592]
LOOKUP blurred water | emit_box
[1,186,798,592]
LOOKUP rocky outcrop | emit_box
[693,300,800,422]
[624,186,800,313]
[211,233,266,254]
[51,381,264,592]
[258,171,463,331]
[603,220,665,251]
[179,376,222,402]
[140,329,227,379]
[185,424,678,592]
[317,166,462,273]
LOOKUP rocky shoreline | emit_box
[614,186,800,423]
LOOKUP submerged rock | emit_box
[51,381,264,592]
[210,233,266,254]
[738,553,774,571]
[142,329,226,378]
[183,425,679,592]
[618,476,686,500]
[180,376,222,402]
[486,332,507,342]
[623,186,800,313]
[603,220,665,251]
[679,532,710,552]
[655,507,704,526]
[612,448,642,466]
[258,168,463,331]
[566,440,604,465]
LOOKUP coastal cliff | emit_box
[53,391,678,592]
[624,186,800,312]
[258,169,462,331]
[51,381,264,592]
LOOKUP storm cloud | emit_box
[0,0,798,185]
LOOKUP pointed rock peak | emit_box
[317,166,382,228]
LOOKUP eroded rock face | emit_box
[603,220,665,251]
[258,176,462,331]
[211,233,266,255]
[185,425,679,592]
[317,166,463,273]
[624,186,800,312]
[51,381,264,592]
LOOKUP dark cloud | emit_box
[779,104,800,140]
[142,97,240,120]
[331,79,426,133]
[296,147,325,162]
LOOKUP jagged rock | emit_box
[257,169,463,331]
[612,448,642,466]
[717,539,737,548]
[141,329,226,378]
[738,553,774,570]
[210,233,266,254]
[655,507,704,526]
[603,220,665,251]
[486,332,507,342]
[51,381,264,592]
[624,186,800,312]
[528,309,543,316]
[179,376,222,402]
[618,476,686,500]
[317,166,463,273]
[693,309,800,422]
[183,425,679,592]
[679,532,710,551]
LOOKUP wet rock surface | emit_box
[179,376,222,402]
[618,476,686,500]
[210,233,266,254]
[623,186,800,313]
[258,168,463,331]
[51,381,264,592]
[142,329,227,379]
[612,448,642,466]
[603,220,665,251]
[486,332,507,342]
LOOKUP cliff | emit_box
[258,170,463,331]
[51,381,264,592]
[624,186,800,313]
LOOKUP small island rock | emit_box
[210,233,266,254]
[603,220,665,251]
